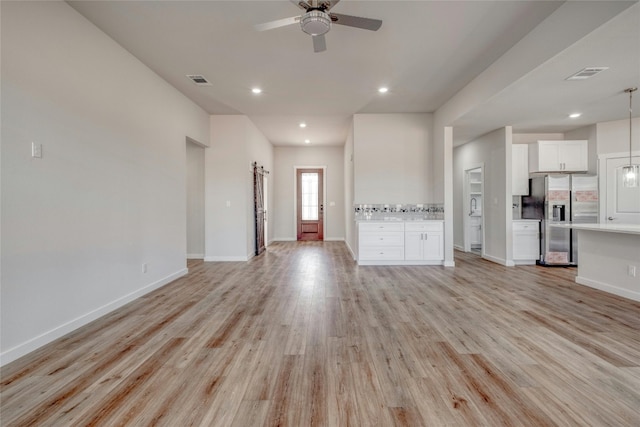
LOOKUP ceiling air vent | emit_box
[566,67,609,81]
[187,75,212,86]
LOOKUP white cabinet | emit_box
[513,220,540,264]
[404,222,443,261]
[357,221,444,265]
[358,222,405,261]
[512,144,529,195]
[529,140,588,173]
[469,216,482,246]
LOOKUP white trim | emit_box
[0,268,188,367]
[444,260,455,267]
[345,240,356,260]
[324,237,344,241]
[482,253,514,266]
[453,244,464,251]
[204,255,249,262]
[576,276,640,302]
[186,253,204,259]
[357,260,444,266]
[273,237,296,242]
[513,259,537,265]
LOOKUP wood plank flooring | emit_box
[2,241,640,426]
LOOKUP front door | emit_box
[297,168,324,241]
[606,156,640,224]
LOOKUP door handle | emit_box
[608,216,616,221]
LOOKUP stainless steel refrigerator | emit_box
[521,174,598,266]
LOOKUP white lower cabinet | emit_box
[358,221,444,265]
[405,222,444,261]
[358,222,405,261]
[513,220,540,264]
[469,216,482,246]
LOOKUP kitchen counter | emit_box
[552,223,640,302]
[549,222,640,235]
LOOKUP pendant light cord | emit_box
[627,87,637,165]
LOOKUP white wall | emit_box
[453,128,513,265]
[1,1,210,365]
[272,146,345,241]
[353,114,434,204]
[596,117,640,156]
[205,116,273,261]
[343,122,356,258]
[186,140,205,258]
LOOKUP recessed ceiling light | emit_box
[304,139,311,144]
[378,87,389,94]
[299,122,307,128]
[569,113,581,118]
[251,87,262,94]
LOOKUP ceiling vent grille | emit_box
[566,67,609,81]
[187,75,212,86]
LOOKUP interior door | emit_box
[297,168,324,241]
[606,156,640,224]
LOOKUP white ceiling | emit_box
[68,0,640,147]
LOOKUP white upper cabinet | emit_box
[512,144,529,195]
[528,140,588,173]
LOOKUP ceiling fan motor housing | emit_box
[301,10,331,36]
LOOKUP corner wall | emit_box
[1,1,210,365]
[272,146,345,241]
[453,128,513,265]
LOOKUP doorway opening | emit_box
[464,166,484,255]
[186,139,205,260]
[296,167,324,241]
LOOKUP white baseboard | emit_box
[0,268,188,367]
[272,237,296,242]
[444,260,456,267]
[186,253,204,259]
[576,276,640,302]
[345,241,356,260]
[482,253,513,266]
[204,255,249,262]
[453,244,464,251]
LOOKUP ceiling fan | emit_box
[255,0,382,53]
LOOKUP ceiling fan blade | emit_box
[254,16,300,32]
[330,13,382,31]
[290,0,311,11]
[312,34,327,53]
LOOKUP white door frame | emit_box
[463,164,484,254]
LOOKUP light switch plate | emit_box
[32,142,42,158]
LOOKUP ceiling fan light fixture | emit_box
[300,10,331,36]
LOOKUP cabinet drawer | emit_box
[359,222,404,232]
[513,221,539,232]
[405,222,443,232]
[360,232,404,247]
[359,246,405,260]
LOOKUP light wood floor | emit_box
[2,241,640,426]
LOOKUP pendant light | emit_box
[622,87,638,187]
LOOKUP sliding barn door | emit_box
[253,162,267,255]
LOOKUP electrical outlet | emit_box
[628,265,637,277]
[142,263,148,274]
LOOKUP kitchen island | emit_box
[552,223,640,302]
